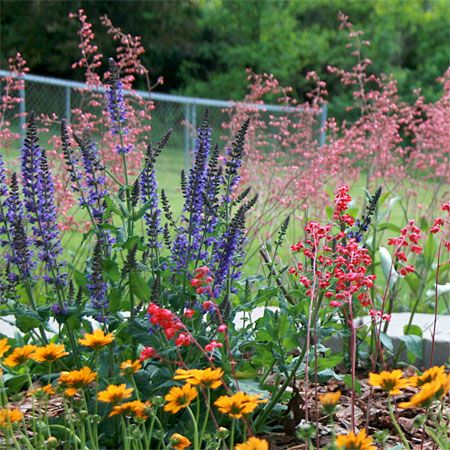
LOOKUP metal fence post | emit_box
[65,86,71,121]
[184,103,191,169]
[319,102,328,147]
[190,103,197,152]
[19,79,26,145]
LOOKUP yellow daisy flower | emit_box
[120,359,142,376]
[235,436,269,450]
[3,345,37,367]
[164,383,198,414]
[98,384,134,403]
[0,338,11,358]
[170,433,191,450]
[335,429,376,450]
[64,388,79,397]
[174,368,223,389]
[319,391,341,407]
[58,367,97,388]
[0,408,23,428]
[399,373,450,409]
[368,369,411,395]
[78,329,114,350]
[409,366,446,387]
[214,392,268,419]
[31,343,69,363]
[30,384,56,397]
[109,400,148,419]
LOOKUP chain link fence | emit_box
[1,70,327,196]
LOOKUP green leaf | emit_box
[343,374,361,394]
[377,222,401,233]
[104,195,122,216]
[404,324,422,337]
[398,334,422,363]
[3,373,29,394]
[133,201,152,221]
[129,272,151,301]
[73,269,88,289]
[314,354,344,372]
[103,259,120,283]
[122,236,146,251]
[379,331,394,354]
[423,233,437,269]
[234,379,270,399]
[109,288,122,312]
[404,272,420,293]
[15,310,42,333]
[379,247,399,287]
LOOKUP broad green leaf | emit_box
[403,324,422,337]
[379,331,394,354]
[343,374,362,394]
[423,233,437,269]
[129,272,151,300]
[109,288,122,312]
[398,334,422,362]
[103,259,120,283]
[15,311,41,333]
[379,247,399,287]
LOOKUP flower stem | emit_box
[186,406,200,450]
[387,396,411,450]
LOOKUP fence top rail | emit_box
[0,69,324,114]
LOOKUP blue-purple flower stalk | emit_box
[74,132,108,223]
[172,113,211,271]
[20,114,65,287]
[106,59,127,134]
[140,146,161,250]
[5,173,35,281]
[0,154,10,247]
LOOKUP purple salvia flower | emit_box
[36,151,66,286]
[74,131,108,223]
[222,119,249,203]
[20,113,43,224]
[106,59,129,152]
[20,115,65,286]
[140,147,161,249]
[6,173,35,279]
[0,154,11,247]
[172,112,211,270]
[212,195,256,297]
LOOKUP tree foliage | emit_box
[1,0,449,111]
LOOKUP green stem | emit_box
[253,343,307,432]
[387,396,411,450]
[199,388,211,443]
[186,406,200,450]
[230,420,235,450]
[121,416,131,450]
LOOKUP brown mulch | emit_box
[260,375,446,449]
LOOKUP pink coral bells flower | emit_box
[139,347,157,362]
[205,340,223,353]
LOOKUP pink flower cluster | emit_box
[290,185,375,310]
[0,53,29,151]
[190,266,213,295]
[388,220,423,276]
